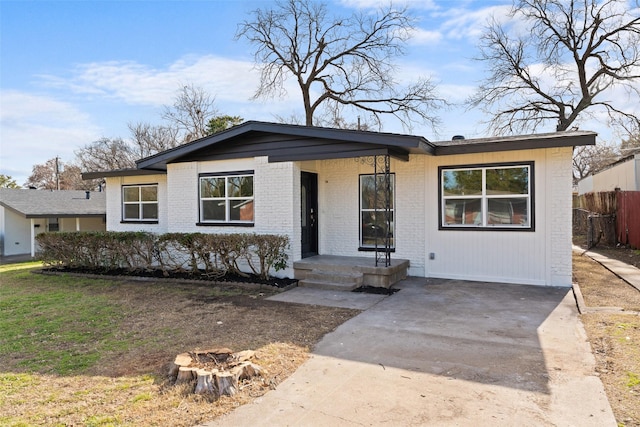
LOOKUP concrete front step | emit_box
[294,255,410,289]
[298,269,364,291]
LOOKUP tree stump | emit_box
[215,372,238,396]
[169,352,193,378]
[176,367,197,384]
[195,369,217,395]
[170,347,264,398]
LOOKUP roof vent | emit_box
[452,135,465,140]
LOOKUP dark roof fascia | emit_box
[82,168,167,180]
[432,131,596,156]
[23,213,106,219]
[136,121,432,170]
[269,147,410,163]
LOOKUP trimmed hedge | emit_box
[36,231,289,280]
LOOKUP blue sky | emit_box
[0,0,632,186]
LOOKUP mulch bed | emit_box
[40,266,298,288]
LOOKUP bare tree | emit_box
[236,0,445,130]
[128,122,180,158]
[573,143,620,182]
[162,84,219,143]
[471,0,640,134]
[57,164,98,191]
[75,137,137,172]
[621,133,640,154]
[24,158,94,190]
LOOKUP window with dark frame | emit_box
[199,172,254,224]
[439,162,533,230]
[359,173,395,248]
[47,217,59,232]
[122,184,158,221]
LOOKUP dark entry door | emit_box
[301,172,318,258]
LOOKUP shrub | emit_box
[36,231,289,281]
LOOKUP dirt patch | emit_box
[82,280,358,378]
[573,254,640,311]
[572,251,640,426]
[0,271,360,426]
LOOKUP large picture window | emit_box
[122,184,158,221]
[439,162,533,230]
[360,174,395,248]
[199,172,254,224]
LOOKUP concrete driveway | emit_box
[203,278,615,426]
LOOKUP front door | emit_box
[301,172,318,258]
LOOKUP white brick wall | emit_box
[166,162,198,233]
[546,147,573,286]
[394,155,426,276]
[163,157,297,278]
[106,146,576,286]
[317,158,360,256]
[314,156,427,276]
[105,174,168,233]
[422,148,574,287]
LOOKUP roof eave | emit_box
[434,132,596,156]
[135,121,432,170]
[82,168,167,180]
[24,213,106,219]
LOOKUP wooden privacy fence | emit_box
[573,191,640,249]
[616,191,640,249]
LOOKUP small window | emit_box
[122,184,158,221]
[440,162,533,230]
[199,172,254,224]
[360,174,395,248]
[48,217,59,232]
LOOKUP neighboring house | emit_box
[84,121,595,287]
[0,189,106,257]
[577,152,640,194]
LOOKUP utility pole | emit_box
[55,156,60,190]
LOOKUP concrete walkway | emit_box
[202,278,616,427]
[575,245,640,292]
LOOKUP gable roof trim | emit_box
[136,121,432,170]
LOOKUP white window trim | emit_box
[199,172,254,224]
[440,162,534,230]
[122,184,158,222]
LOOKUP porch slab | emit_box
[294,255,409,288]
[267,287,387,310]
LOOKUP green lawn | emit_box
[0,262,128,375]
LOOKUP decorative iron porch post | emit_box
[374,154,392,267]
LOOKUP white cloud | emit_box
[33,54,306,123]
[37,55,261,107]
[339,0,439,10]
[0,91,102,185]
[437,4,512,41]
[408,27,442,45]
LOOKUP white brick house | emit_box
[86,121,595,287]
